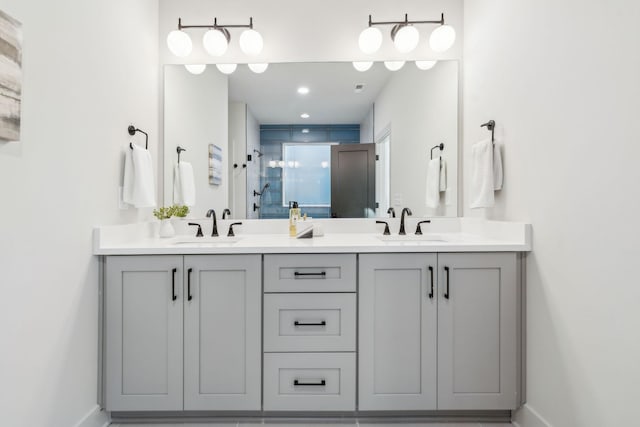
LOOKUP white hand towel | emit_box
[122,148,135,205]
[439,158,447,192]
[425,157,441,208]
[173,161,196,207]
[123,145,156,208]
[493,143,503,190]
[470,139,495,209]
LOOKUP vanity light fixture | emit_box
[216,63,238,74]
[359,13,456,54]
[297,87,310,95]
[300,113,310,119]
[167,17,264,58]
[352,61,373,72]
[384,60,405,71]
[185,64,207,74]
[415,60,437,70]
[248,63,269,73]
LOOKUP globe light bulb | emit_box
[216,63,237,74]
[429,25,456,53]
[415,60,438,71]
[167,30,192,57]
[203,29,228,56]
[384,61,405,71]
[393,25,419,53]
[352,61,373,72]
[358,27,383,54]
[248,63,269,73]
[185,64,206,75]
[239,29,264,55]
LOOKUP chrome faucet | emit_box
[399,207,412,235]
[205,209,219,237]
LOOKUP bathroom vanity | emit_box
[94,218,530,421]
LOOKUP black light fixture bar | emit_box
[368,13,445,27]
[177,17,254,31]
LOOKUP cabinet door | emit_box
[105,256,183,411]
[183,255,261,410]
[359,253,438,410]
[438,253,519,410]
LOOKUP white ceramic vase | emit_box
[159,219,175,238]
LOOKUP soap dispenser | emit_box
[289,201,300,237]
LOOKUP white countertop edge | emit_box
[93,218,532,255]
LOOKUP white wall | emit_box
[0,1,158,426]
[374,61,458,217]
[164,65,228,217]
[463,1,640,426]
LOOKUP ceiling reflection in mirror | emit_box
[163,61,458,220]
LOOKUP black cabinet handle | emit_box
[171,268,177,301]
[428,266,434,299]
[294,320,327,327]
[294,271,327,278]
[187,268,193,301]
[294,379,326,386]
[444,266,450,299]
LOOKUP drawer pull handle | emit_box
[187,268,193,301]
[171,268,177,301]
[294,379,326,386]
[294,320,327,327]
[294,271,327,278]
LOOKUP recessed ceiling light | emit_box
[302,128,310,133]
[300,113,310,119]
[297,87,310,95]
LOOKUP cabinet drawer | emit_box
[264,254,356,293]
[264,294,356,352]
[263,353,355,411]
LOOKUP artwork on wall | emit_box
[0,9,22,143]
[209,144,222,185]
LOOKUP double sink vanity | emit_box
[94,217,531,422]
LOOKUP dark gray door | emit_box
[331,143,375,218]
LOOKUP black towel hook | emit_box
[481,120,496,142]
[128,125,149,150]
[430,142,444,160]
[177,146,186,162]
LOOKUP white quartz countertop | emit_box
[93,218,532,255]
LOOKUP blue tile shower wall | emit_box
[258,124,360,219]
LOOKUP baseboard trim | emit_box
[74,405,110,427]
[512,404,552,427]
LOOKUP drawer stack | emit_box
[262,254,357,411]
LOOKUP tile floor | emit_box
[110,423,512,427]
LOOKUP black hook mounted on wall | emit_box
[430,142,444,160]
[128,125,149,150]
[481,120,496,142]
[177,146,186,162]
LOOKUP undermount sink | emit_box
[170,236,242,246]
[376,234,449,243]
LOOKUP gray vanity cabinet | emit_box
[183,255,261,410]
[104,255,261,412]
[358,253,438,411]
[437,253,519,410]
[105,256,184,411]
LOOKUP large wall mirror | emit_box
[163,61,458,219]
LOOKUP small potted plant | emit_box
[170,204,190,235]
[153,206,175,238]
